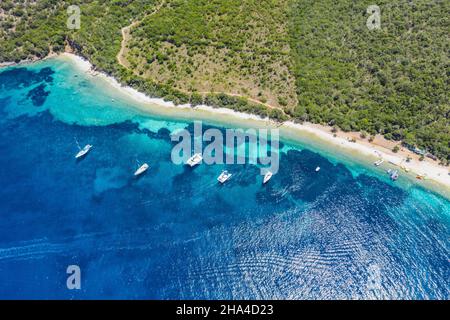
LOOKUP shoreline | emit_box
[60,53,450,194]
[5,52,450,194]
[0,52,58,69]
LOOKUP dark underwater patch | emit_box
[26,83,50,107]
[37,67,54,84]
[0,96,12,109]
[0,67,54,90]
[0,96,449,299]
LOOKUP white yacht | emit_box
[75,144,93,159]
[263,171,273,184]
[186,153,203,167]
[217,170,232,184]
[315,167,321,172]
[134,163,149,177]
[374,159,384,166]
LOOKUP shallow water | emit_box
[0,58,448,299]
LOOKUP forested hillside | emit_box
[289,0,449,162]
[0,0,66,61]
[0,0,157,71]
[0,0,448,162]
[124,0,297,110]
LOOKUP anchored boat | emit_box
[186,153,203,167]
[263,171,273,184]
[75,144,93,159]
[217,170,232,184]
[390,170,399,181]
[134,163,149,177]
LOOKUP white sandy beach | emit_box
[60,53,450,191]
[283,122,450,188]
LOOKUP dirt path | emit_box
[117,1,166,68]
[116,0,286,115]
[197,91,286,112]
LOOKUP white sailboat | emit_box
[186,153,203,167]
[315,167,321,172]
[75,144,93,159]
[217,170,232,184]
[263,171,273,184]
[134,163,149,177]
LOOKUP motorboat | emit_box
[217,170,232,184]
[186,153,203,167]
[390,170,399,181]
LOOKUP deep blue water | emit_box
[0,58,448,299]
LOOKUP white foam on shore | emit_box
[195,104,269,121]
[63,54,270,122]
[60,53,450,192]
[0,62,15,68]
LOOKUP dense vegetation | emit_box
[0,0,287,120]
[289,0,449,162]
[0,0,157,70]
[125,0,297,109]
[0,0,66,61]
[0,0,448,162]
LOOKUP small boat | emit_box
[186,153,203,167]
[217,170,232,184]
[390,170,399,181]
[134,163,149,177]
[75,144,93,159]
[263,171,273,184]
[315,167,321,172]
[374,159,384,166]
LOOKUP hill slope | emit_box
[0,0,448,162]
[121,0,297,110]
[289,0,449,161]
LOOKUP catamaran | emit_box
[374,159,384,166]
[134,163,149,177]
[263,171,273,184]
[186,153,203,167]
[75,144,93,159]
[217,170,232,184]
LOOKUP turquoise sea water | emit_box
[0,57,448,299]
